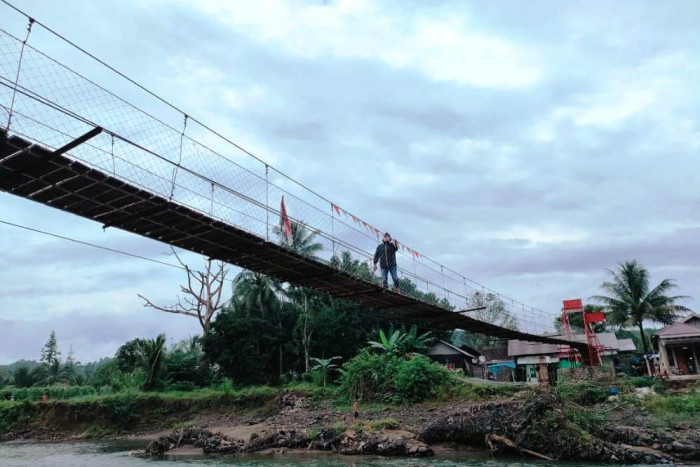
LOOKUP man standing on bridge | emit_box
[373,232,400,291]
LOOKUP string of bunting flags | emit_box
[331,203,421,260]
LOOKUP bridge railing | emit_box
[0,15,557,337]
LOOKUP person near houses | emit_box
[373,232,400,291]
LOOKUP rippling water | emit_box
[0,441,670,466]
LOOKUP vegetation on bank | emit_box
[0,385,280,437]
[555,378,700,432]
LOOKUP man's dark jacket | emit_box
[374,241,398,269]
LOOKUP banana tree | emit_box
[310,356,341,387]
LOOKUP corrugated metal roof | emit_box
[657,322,700,338]
[508,340,559,357]
[428,340,479,359]
[617,338,638,352]
[508,332,634,356]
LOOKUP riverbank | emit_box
[1,381,698,464]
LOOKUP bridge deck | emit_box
[0,129,586,352]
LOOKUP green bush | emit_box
[339,350,399,401]
[339,351,452,403]
[556,382,608,405]
[626,376,654,388]
[109,369,146,392]
[394,355,451,402]
[643,391,700,416]
[564,406,607,434]
[0,400,36,433]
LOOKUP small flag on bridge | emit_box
[280,196,294,247]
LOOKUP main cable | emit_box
[0,218,183,270]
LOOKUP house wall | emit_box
[659,339,700,378]
[429,354,479,377]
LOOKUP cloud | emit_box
[533,52,699,140]
[186,0,542,88]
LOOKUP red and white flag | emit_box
[280,196,294,247]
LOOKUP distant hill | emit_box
[1,359,41,373]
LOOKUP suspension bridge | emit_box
[0,5,589,358]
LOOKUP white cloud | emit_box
[492,225,588,247]
[184,0,541,88]
[532,52,698,140]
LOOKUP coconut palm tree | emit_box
[138,334,166,391]
[232,271,286,377]
[330,250,375,281]
[591,260,691,353]
[232,271,284,318]
[273,219,323,258]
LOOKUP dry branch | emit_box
[138,247,229,333]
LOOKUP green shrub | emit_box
[564,406,607,434]
[215,378,236,395]
[339,350,399,401]
[0,400,36,433]
[109,369,146,392]
[339,351,451,403]
[394,355,451,402]
[626,376,654,388]
[378,417,400,429]
[556,382,608,405]
[643,392,700,416]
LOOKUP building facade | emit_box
[656,314,700,380]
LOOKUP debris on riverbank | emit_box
[1,384,698,464]
[131,390,696,463]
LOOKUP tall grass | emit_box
[1,385,97,401]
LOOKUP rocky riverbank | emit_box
[2,387,698,464]
[134,391,697,464]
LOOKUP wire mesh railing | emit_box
[0,9,559,337]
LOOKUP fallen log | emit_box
[485,433,554,461]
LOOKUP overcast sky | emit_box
[0,0,698,364]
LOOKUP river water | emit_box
[0,441,670,466]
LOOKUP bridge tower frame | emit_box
[559,299,606,367]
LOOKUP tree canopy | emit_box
[591,260,691,353]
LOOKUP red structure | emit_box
[559,299,606,366]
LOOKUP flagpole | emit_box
[330,204,336,256]
[265,164,269,242]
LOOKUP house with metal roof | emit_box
[507,333,637,384]
[655,314,700,380]
[426,340,482,377]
